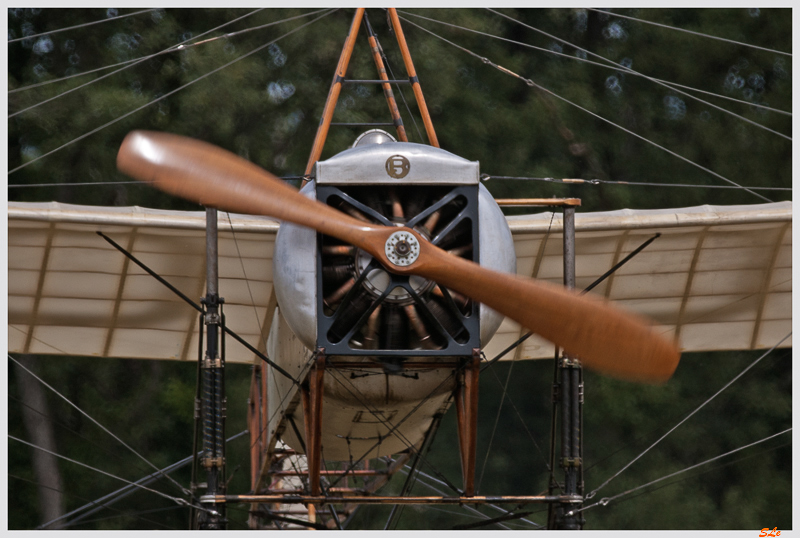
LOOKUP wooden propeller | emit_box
[117,130,681,383]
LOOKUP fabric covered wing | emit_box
[8,201,791,363]
[486,201,792,361]
[9,202,279,363]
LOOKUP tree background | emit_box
[7,7,791,530]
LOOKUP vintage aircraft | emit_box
[8,7,791,530]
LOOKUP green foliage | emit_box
[7,7,791,530]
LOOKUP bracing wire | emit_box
[8,9,337,175]
[8,392,181,485]
[396,14,773,204]
[399,10,791,117]
[8,354,194,499]
[570,427,792,516]
[585,331,791,500]
[395,466,514,530]
[8,8,264,118]
[476,359,518,493]
[482,175,791,191]
[484,364,551,472]
[57,505,186,529]
[8,176,791,191]
[589,8,791,57]
[587,440,792,511]
[484,9,791,141]
[324,368,460,493]
[582,349,789,476]
[9,435,200,512]
[223,211,270,354]
[43,431,248,530]
[8,9,158,43]
[398,465,546,529]
[9,8,332,96]
[370,10,425,144]
[8,474,179,530]
[8,174,307,188]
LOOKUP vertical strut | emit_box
[302,350,326,497]
[196,207,227,529]
[455,351,480,497]
[553,206,584,529]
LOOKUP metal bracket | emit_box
[202,457,226,469]
[560,356,581,368]
[561,457,582,468]
[203,356,222,369]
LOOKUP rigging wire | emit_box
[395,466,514,530]
[223,212,270,354]
[590,440,792,510]
[399,10,791,117]
[9,181,143,188]
[8,325,69,355]
[482,175,791,191]
[582,349,789,475]
[570,427,792,517]
[484,8,791,141]
[476,358,518,493]
[8,9,337,176]
[9,8,332,95]
[476,210,558,491]
[397,14,773,204]
[49,431,248,530]
[371,11,425,143]
[398,465,545,529]
[589,8,792,57]
[8,9,158,43]
[8,354,194,499]
[8,473,179,530]
[8,8,264,118]
[8,175,791,192]
[324,368,461,493]
[8,392,179,485]
[584,331,791,500]
[483,364,551,474]
[8,435,201,512]
[56,505,186,529]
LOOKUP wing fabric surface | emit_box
[8,201,790,362]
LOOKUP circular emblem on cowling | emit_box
[385,230,420,266]
[385,155,410,179]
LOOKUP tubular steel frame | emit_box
[244,202,583,529]
[303,8,439,180]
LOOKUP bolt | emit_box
[394,239,411,256]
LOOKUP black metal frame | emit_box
[315,184,481,357]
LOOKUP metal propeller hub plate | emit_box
[385,230,420,267]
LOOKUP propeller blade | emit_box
[118,130,681,383]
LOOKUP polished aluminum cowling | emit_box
[269,136,516,460]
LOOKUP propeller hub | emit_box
[385,230,420,267]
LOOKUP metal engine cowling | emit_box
[271,133,516,460]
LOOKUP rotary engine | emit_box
[271,131,516,460]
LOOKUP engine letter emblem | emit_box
[385,155,410,179]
